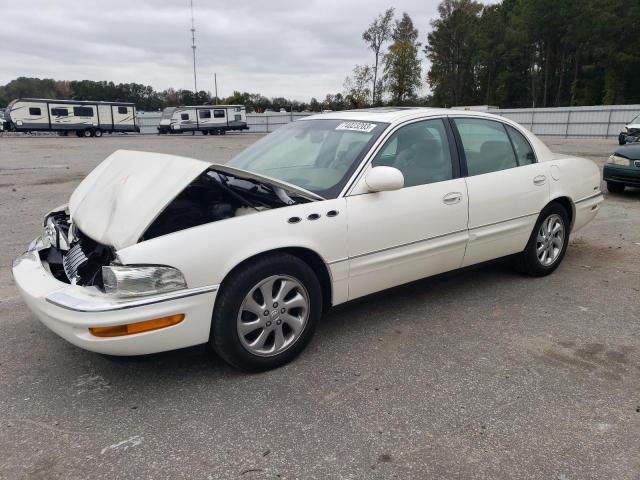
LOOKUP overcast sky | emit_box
[1,0,495,100]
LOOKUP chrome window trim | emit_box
[46,285,219,312]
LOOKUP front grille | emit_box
[62,243,88,283]
[635,160,640,168]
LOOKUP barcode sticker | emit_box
[335,121,376,133]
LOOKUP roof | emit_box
[174,105,244,109]
[299,107,504,124]
[14,98,135,106]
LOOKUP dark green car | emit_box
[603,144,640,193]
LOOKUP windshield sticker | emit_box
[335,121,376,133]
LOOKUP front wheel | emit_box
[94,129,103,137]
[210,253,322,372]
[513,203,570,277]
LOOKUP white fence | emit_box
[137,105,640,138]
[494,104,640,138]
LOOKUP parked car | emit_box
[604,143,640,193]
[618,114,640,145]
[12,108,603,371]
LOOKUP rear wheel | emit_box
[83,129,93,138]
[607,181,625,194]
[210,253,322,372]
[514,203,570,277]
[94,129,103,137]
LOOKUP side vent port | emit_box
[288,216,301,224]
[326,210,339,218]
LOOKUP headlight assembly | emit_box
[623,127,628,133]
[607,154,631,166]
[102,265,187,297]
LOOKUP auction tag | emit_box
[335,121,376,133]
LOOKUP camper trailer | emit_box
[157,105,248,135]
[4,98,139,137]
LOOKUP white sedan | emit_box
[12,108,603,371]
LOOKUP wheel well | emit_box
[221,248,333,313]
[549,196,574,230]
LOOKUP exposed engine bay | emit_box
[42,168,308,288]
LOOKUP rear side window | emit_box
[181,113,189,120]
[199,110,211,119]
[51,108,68,116]
[118,106,128,114]
[506,125,536,165]
[454,118,517,176]
[29,107,41,116]
[214,109,225,118]
[73,106,94,117]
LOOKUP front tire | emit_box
[607,181,625,194]
[514,203,570,277]
[83,129,93,138]
[94,129,103,137]
[210,253,322,372]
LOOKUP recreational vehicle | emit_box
[4,98,139,137]
[157,105,248,135]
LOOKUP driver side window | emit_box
[371,119,453,187]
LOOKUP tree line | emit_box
[2,0,638,112]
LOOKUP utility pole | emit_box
[214,73,218,105]
[190,0,197,94]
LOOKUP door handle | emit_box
[533,175,547,186]
[443,192,463,205]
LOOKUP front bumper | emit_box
[603,163,640,187]
[12,239,218,356]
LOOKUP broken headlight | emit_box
[101,265,187,297]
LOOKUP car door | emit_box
[450,117,549,267]
[345,118,469,300]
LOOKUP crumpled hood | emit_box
[69,150,210,250]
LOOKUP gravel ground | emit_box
[0,134,638,480]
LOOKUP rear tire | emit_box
[83,129,93,138]
[94,129,103,138]
[513,203,570,277]
[210,253,322,372]
[607,181,625,194]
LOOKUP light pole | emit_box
[190,0,197,94]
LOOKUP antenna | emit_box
[190,0,197,94]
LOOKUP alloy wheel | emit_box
[237,275,310,357]
[536,214,565,266]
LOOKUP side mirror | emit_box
[364,166,404,192]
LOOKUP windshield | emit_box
[630,115,640,125]
[161,107,176,119]
[227,119,388,198]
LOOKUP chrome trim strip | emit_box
[575,192,603,204]
[348,228,468,261]
[470,212,537,231]
[46,285,219,312]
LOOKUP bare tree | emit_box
[362,8,395,105]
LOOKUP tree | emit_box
[343,64,374,108]
[362,8,395,105]
[383,13,422,104]
[425,0,483,107]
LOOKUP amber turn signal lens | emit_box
[89,314,185,337]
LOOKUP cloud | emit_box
[0,0,494,100]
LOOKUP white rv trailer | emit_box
[157,105,248,135]
[4,98,139,137]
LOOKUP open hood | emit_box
[69,150,211,250]
[69,150,323,250]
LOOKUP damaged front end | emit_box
[40,205,115,288]
[40,163,317,291]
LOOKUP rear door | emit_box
[450,117,549,266]
[346,118,469,300]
